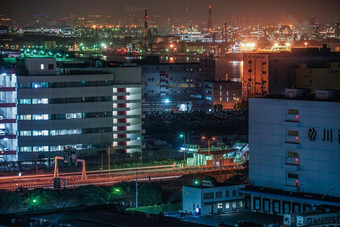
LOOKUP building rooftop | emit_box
[241,186,340,207]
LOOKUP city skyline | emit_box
[1,0,340,25]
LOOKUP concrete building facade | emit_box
[242,49,340,101]
[0,58,144,162]
[183,184,245,215]
[241,89,340,215]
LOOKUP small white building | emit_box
[182,180,245,215]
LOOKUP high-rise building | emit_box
[0,58,144,162]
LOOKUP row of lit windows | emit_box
[217,201,242,209]
[19,98,48,105]
[19,127,113,137]
[203,190,238,200]
[18,80,114,89]
[18,96,113,105]
[19,144,92,152]
[18,112,113,121]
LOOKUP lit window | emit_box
[32,114,48,120]
[288,130,299,136]
[32,83,40,89]
[19,115,32,120]
[66,113,82,119]
[288,109,299,114]
[217,203,223,209]
[19,99,32,104]
[226,203,230,209]
[20,131,32,136]
[32,98,48,104]
[20,147,32,152]
[40,64,44,70]
[32,130,49,136]
[220,97,222,102]
[227,97,229,102]
[239,201,243,208]
[233,202,237,208]
[33,146,48,152]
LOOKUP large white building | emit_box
[242,89,340,215]
[0,58,144,162]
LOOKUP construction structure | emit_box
[183,143,249,168]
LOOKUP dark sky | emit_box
[1,0,339,24]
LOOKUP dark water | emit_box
[215,57,243,82]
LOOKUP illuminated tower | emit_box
[208,6,212,32]
[144,8,148,38]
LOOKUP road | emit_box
[0,165,241,191]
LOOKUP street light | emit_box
[179,133,186,166]
[32,199,37,211]
[233,97,239,109]
[201,136,216,156]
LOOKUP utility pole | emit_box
[135,170,138,208]
[108,144,111,174]
[35,151,38,175]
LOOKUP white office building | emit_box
[183,180,245,215]
[241,89,340,215]
[0,58,144,162]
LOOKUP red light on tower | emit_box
[296,158,299,164]
[295,137,299,142]
[296,115,299,120]
[296,180,299,187]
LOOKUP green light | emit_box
[179,134,184,138]
[114,188,120,193]
[137,137,141,140]
[194,180,199,185]
[33,199,37,203]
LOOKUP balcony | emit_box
[0,150,16,155]
[0,87,15,92]
[112,92,130,96]
[0,103,16,108]
[114,129,145,134]
[113,115,144,119]
[284,120,301,127]
[0,135,16,140]
[113,123,130,127]
[284,163,300,171]
[113,107,130,111]
[284,141,300,149]
[113,138,130,142]
[0,119,16,123]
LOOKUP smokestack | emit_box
[208,6,212,32]
[144,8,148,36]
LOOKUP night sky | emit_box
[1,0,340,24]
